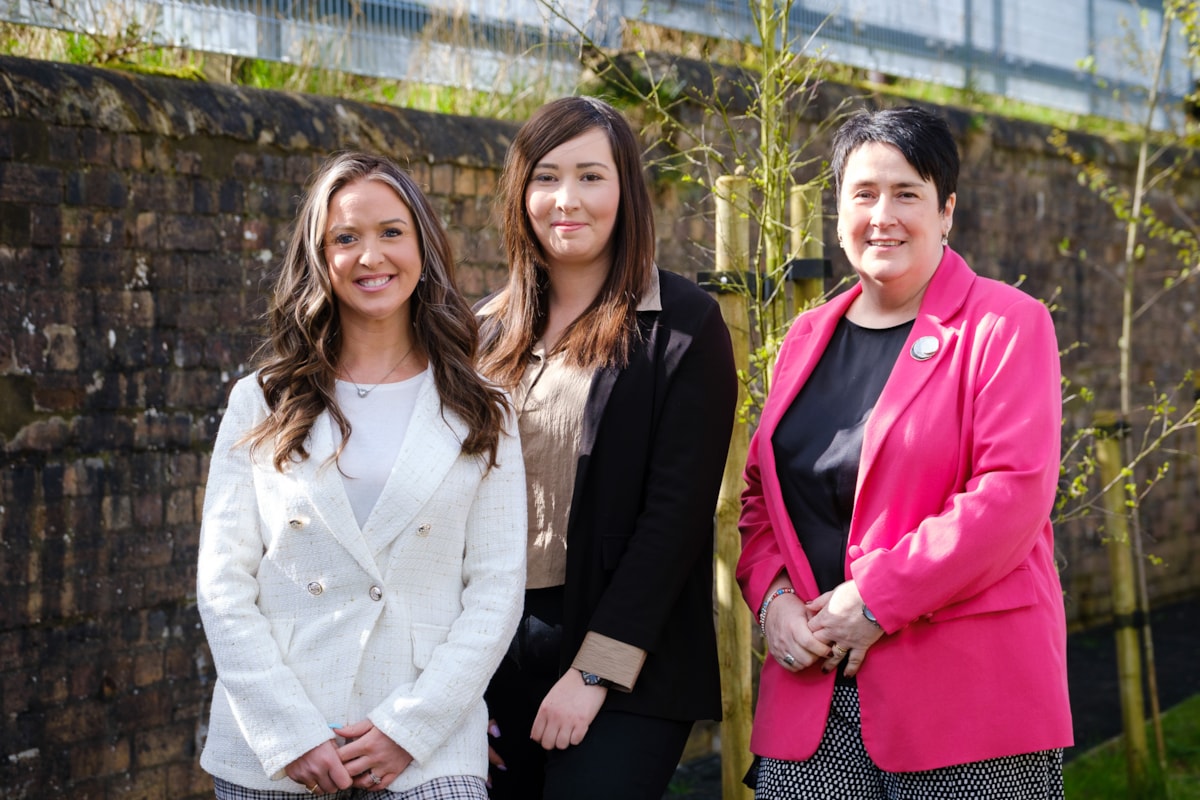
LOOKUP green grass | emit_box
[1065,693,1200,799]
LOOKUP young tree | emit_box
[1052,1,1200,794]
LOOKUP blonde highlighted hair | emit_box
[246,151,508,470]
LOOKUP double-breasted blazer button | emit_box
[416,523,431,537]
[369,585,383,601]
[307,581,323,596]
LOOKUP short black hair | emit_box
[831,106,959,209]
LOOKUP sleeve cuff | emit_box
[570,632,646,693]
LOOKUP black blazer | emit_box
[560,268,736,722]
[478,268,736,721]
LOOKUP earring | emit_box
[941,234,948,246]
[419,270,426,283]
[837,235,844,248]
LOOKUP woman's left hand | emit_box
[530,669,607,750]
[806,580,885,678]
[335,720,414,791]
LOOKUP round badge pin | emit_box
[910,335,940,361]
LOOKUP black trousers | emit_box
[484,586,693,800]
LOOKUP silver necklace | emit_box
[344,344,415,398]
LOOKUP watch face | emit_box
[580,671,601,685]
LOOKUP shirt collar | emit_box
[637,266,662,312]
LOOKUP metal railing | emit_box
[616,0,1194,124]
[2,0,1193,124]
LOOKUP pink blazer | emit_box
[737,248,1073,772]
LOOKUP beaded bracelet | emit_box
[758,587,795,637]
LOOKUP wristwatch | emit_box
[862,603,882,629]
[578,670,614,688]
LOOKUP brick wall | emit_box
[1,54,1197,797]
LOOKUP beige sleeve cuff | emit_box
[570,632,647,693]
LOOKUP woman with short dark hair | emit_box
[740,106,1072,798]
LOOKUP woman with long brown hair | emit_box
[477,96,737,800]
[197,152,526,800]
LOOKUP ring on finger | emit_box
[830,644,848,659]
[369,770,382,786]
[782,652,796,666]
[308,784,319,795]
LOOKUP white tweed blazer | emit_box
[197,373,526,793]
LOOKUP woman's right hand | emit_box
[763,590,831,671]
[285,740,354,795]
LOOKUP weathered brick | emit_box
[94,289,155,329]
[101,494,133,533]
[430,162,454,195]
[106,765,169,800]
[134,410,195,450]
[60,207,124,248]
[68,413,137,451]
[30,204,63,248]
[42,698,108,743]
[406,160,432,192]
[158,214,219,252]
[453,165,477,196]
[0,118,50,161]
[70,737,132,781]
[0,163,62,205]
[1,202,31,246]
[166,758,214,797]
[113,133,145,170]
[78,128,115,166]
[47,124,82,163]
[133,650,165,688]
[5,416,71,453]
[65,168,127,209]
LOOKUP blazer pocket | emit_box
[927,566,1037,623]
[410,622,451,670]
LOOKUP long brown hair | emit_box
[245,151,509,470]
[478,96,656,389]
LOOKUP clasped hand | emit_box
[284,719,413,794]
[763,580,884,678]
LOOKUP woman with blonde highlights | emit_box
[197,152,526,800]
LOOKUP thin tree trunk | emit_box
[713,175,754,800]
[1118,8,1172,781]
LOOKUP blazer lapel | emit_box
[756,289,859,598]
[854,249,976,511]
[301,410,383,579]
[362,375,466,558]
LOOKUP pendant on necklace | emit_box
[356,387,370,398]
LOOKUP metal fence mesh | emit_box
[2,0,1193,123]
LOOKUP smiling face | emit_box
[837,141,955,300]
[524,127,621,277]
[323,177,422,330]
